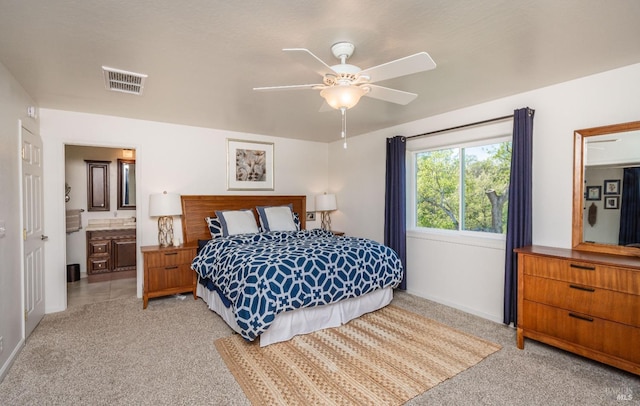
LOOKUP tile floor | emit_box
[67,277,137,307]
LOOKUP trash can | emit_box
[67,264,80,282]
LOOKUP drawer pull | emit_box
[164,252,178,256]
[569,263,595,271]
[568,313,594,322]
[165,266,179,270]
[569,284,595,293]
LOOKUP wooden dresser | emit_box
[515,245,640,375]
[141,244,198,309]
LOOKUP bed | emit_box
[181,195,403,346]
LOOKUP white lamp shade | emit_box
[315,193,337,212]
[320,85,366,110]
[149,192,182,217]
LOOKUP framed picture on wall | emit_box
[586,185,601,201]
[604,196,619,209]
[226,139,274,191]
[604,179,620,195]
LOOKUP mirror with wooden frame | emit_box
[117,159,136,210]
[572,120,640,257]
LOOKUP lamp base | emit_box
[157,216,174,247]
[320,211,332,232]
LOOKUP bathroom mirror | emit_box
[117,159,136,210]
[572,121,640,257]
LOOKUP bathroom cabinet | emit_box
[85,160,110,212]
[86,228,136,282]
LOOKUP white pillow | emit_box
[257,205,297,232]
[215,209,260,236]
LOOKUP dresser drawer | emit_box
[144,249,193,268]
[522,255,640,295]
[522,300,640,364]
[147,264,195,292]
[523,275,640,327]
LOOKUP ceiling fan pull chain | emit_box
[341,107,348,149]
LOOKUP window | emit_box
[414,138,511,234]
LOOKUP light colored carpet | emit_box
[215,305,501,405]
[0,291,638,405]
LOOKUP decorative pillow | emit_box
[256,204,297,232]
[215,209,260,236]
[205,216,223,239]
[293,212,301,231]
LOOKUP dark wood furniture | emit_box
[85,160,110,211]
[86,228,136,282]
[180,195,307,245]
[515,245,640,375]
[117,159,136,210]
[141,244,198,309]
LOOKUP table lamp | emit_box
[149,191,182,247]
[315,193,337,231]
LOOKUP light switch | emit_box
[0,220,6,238]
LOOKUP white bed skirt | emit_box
[197,282,394,346]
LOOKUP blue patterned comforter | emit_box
[191,229,403,341]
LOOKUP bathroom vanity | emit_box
[86,219,136,283]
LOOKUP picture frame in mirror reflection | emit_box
[586,185,601,201]
[604,196,619,210]
[603,179,620,195]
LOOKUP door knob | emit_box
[41,235,49,241]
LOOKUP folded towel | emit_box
[66,209,82,233]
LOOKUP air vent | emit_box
[102,66,147,95]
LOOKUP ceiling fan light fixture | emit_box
[320,85,367,110]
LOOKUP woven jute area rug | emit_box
[215,305,501,405]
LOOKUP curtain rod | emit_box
[407,114,514,140]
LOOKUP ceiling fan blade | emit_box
[364,84,418,105]
[253,84,323,91]
[283,48,336,77]
[360,52,436,83]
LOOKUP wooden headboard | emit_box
[180,195,307,246]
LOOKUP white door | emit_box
[22,125,46,337]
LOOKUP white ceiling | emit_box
[1,0,640,143]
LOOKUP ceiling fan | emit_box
[253,42,436,147]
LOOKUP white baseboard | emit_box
[0,338,24,383]
[405,289,504,325]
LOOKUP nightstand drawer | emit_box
[141,245,198,309]
[144,250,193,268]
[147,264,194,292]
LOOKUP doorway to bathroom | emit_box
[64,145,137,305]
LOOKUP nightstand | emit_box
[141,244,198,309]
